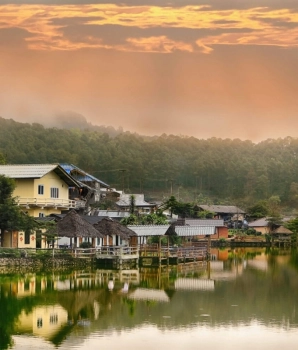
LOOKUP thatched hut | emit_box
[271,226,293,242]
[93,217,137,246]
[57,210,103,248]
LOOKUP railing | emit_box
[96,246,139,257]
[139,244,208,259]
[17,198,86,209]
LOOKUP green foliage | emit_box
[121,212,168,225]
[247,200,269,218]
[197,210,215,218]
[0,176,39,243]
[285,217,298,234]
[80,241,92,248]
[3,117,298,206]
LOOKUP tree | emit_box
[247,200,269,219]
[0,175,37,245]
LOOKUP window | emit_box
[25,231,30,244]
[37,318,43,328]
[38,185,44,195]
[50,314,58,324]
[39,213,45,218]
[50,187,59,198]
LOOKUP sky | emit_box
[0,0,298,142]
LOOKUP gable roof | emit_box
[184,219,225,227]
[198,205,245,214]
[116,194,155,208]
[0,164,80,187]
[174,226,215,237]
[127,225,170,236]
[60,163,109,188]
[248,217,269,227]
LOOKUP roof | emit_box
[50,213,102,225]
[94,218,137,239]
[127,225,170,236]
[174,226,215,236]
[60,163,109,188]
[116,194,155,208]
[271,226,293,235]
[184,219,225,227]
[198,205,245,214]
[93,210,130,219]
[57,210,103,238]
[248,217,269,227]
[0,164,81,187]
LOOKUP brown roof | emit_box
[94,217,137,239]
[271,226,293,235]
[57,210,103,238]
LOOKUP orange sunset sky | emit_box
[0,0,298,142]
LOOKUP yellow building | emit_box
[16,305,68,340]
[0,164,83,248]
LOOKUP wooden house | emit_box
[57,210,103,248]
[94,217,137,246]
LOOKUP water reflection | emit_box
[1,247,298,350]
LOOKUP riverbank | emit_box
[0,256,93,274]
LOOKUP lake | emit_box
[1,247,298,350]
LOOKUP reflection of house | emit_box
[16,305,68,340]
[198,205,245,221]
[128,288,170,302]
[174,278,214,291]
[116,194,156,213]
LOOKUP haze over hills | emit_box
[1,116,298,211]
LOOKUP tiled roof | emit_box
[116,194,155,207]
[185,219,225,227]
[0,164,80,187]
[174,226,215,236]
[199,205,245,214]
[94,210,130,218]
[127,225,170,236]
[248,217,269,227]
[0,164,59,178]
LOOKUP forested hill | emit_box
[1,117,298,207]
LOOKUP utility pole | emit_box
[168,179,174,196]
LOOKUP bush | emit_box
[80,241,92,249]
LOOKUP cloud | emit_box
[0,4,298,53]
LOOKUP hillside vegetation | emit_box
[1,117,298,210]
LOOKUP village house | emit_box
[0,164,83,218]
[59,163,110,211]
[116,194,156,213]
[0,164,83,248]
[197,205,246,222]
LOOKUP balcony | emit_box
[17,198,86,210]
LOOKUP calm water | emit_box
[1,247,298,350]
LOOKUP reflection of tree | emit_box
[0,294,37,350]
[123,298,136,317]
